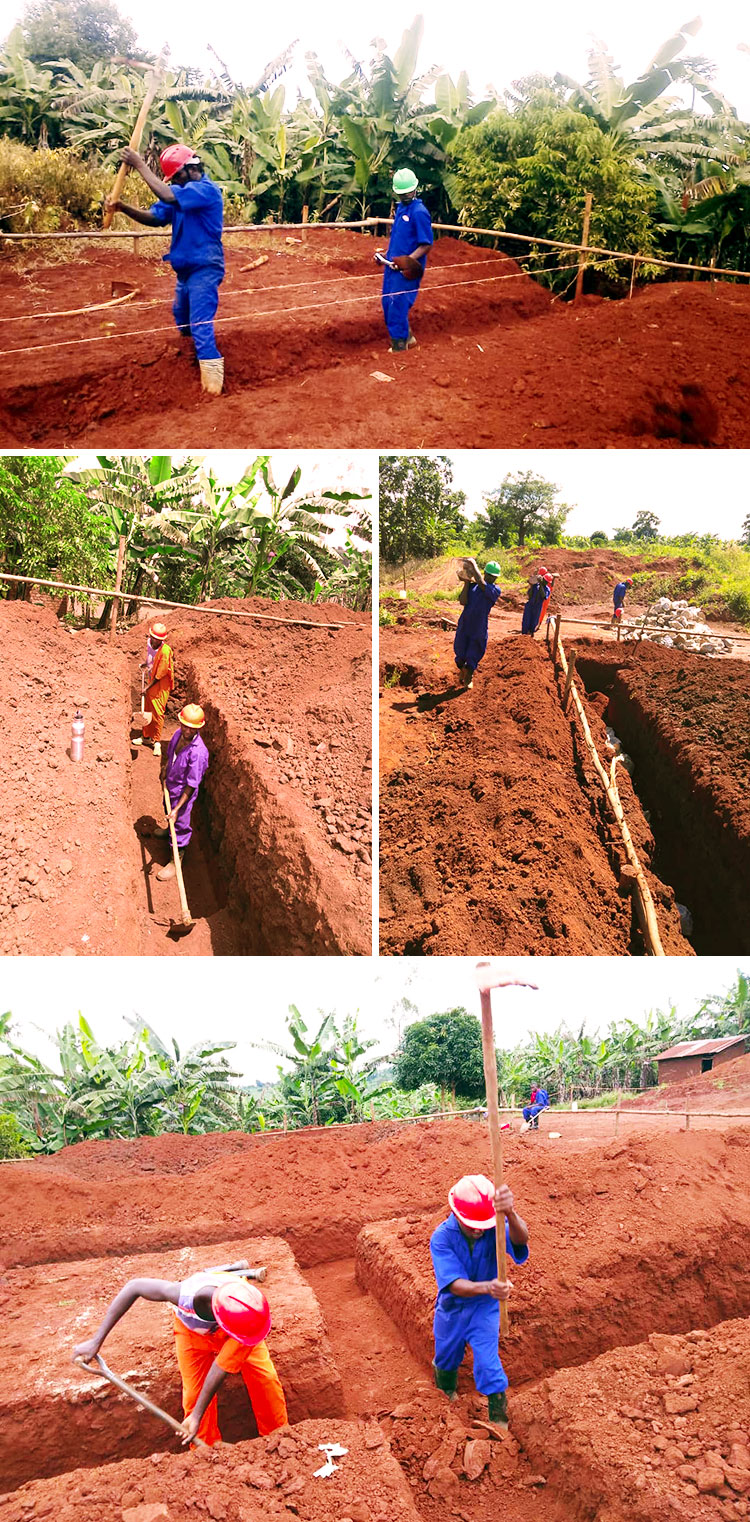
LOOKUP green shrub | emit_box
[0,136,157,232]
[0,1113,32,1158]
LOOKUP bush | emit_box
[0,1113,32,1158]
[0,137,155,232]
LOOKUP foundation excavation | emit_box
[2,1115,750,1522]
[0,592,371,956]
[380,555,750,956]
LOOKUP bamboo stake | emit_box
[103,68,163,231]
[574,194,593,303]
[109,535,126,643]
[562,649,577,712]
[475,963,537,1338]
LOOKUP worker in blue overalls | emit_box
[430,1174,529,1429]
[377,168,433,352]
[107,143,225,396]
[522,1084,550,1129]
[454,557,502,690]
[612,578,633,625]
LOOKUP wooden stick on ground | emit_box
[103,66,163,231]
[475,963,538,1337]
[163,782,194,931]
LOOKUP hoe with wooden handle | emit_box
[163,781,195,936]
[75,1351,209,1447]
[103,60,164,231]
[474,961,537,1338]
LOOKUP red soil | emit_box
[513,1318,750,1522]
[379,631,687,955]
[0,1419,422,1522]
[623,1053,750,1113]
[1,234,749,446]
[0,1237,342,1490]
[0,595,371,956]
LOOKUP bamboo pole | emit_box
[163,782,194,931]
[552,612,562,665]
[575,193,593,303]
[103,69,163,231]
[0,574,363,632]
[109,535,126,643]
[562,649,577,712]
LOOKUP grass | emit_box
[382,665,403,687]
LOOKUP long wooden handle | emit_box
[163,782,193,927]
[103,73,161,229]
[76,1355,207,1447]
[478,984,509,1338]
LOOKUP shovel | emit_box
[75,1351,208,1448]
[163,781,194,936]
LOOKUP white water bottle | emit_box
[71,710,85,762]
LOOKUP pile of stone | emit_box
[622,598,734,657]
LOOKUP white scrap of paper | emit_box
[370,371,394,383]
[313,1442,349,1478]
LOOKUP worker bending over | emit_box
[454,557,502,690]
[152,703,209,882]
[522,566,558,635]
[133,620,174,758]
[72,1265,288,1445]
[612,578,633,624]
[522,1084,550,1129]
[107,144,225,395]
[378,168,433,352]
[430,1174,529,1428]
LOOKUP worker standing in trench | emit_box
[72,1265,288,1444]
[430,1174,529,1427]
[377,168,433,353]
[612,577,634,625]
[453,557,502,690]
[521,566,559,636]
[133,621,174,759]
[106,144,226,396]
[150,704,209,882]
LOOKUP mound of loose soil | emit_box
[0,1419,421,1522]
[572,640,750,953]
[0,1238,342,1489]
[623,1053,750,1113]
[379,632,687,955]
[2,237,750,447]
[512,1317,750,1522]
[0,597,142,955]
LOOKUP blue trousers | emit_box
[434,1301,507,1395]
[523,1102,546,1122]
[381,272,420,341]
[454,619,487,673]
[173,265,224,360]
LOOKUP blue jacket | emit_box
[613,581,629,608]
[385,197,434,277]
[430,1213,529,1316]
[457,580,502,640]
[150,176,224,273]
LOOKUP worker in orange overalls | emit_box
[72,1264,288,1445]
[133,620,175,758]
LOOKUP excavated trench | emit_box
[575,654,750,954]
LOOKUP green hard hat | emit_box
[393,167,419,194]
[485,561,501,577]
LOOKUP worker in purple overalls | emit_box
[153,703,209,881]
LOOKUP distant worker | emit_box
[522,1084,550,1130]
[430,1174,529,1428]
[133,621,174,759]
[72,1262,287,1445]
[453,558,502,691]
[152,703,210,882]
[376,168,433,352]
[612,578,634,625]
[521,566,559,636]
[107,145,225,395]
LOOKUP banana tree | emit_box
[0,27,63,144]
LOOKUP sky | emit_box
[2,957,745,1085]
[446,450,750,537]
[4,2,750,119]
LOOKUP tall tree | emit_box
[632,509,661,540]
[21,0,141,68]
[477,471,570,548]
[395,1009,485,1105]
[379,454,466,564]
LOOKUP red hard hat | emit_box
[160,144,200,180]
[625,578,634,586]
[211,1280,271,1348]
[448,1174,496,1230]
[149,620,168,640]
[537,565,549,577]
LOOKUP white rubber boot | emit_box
[199,358,224,395]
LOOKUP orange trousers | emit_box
[173,1319,288,1445]
[143,680,171,742]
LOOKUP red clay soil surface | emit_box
[0,594,371,956]
[570,639,750,953]
[512,1317,750,1522]
[0,1237,342,1489]
[0,1419,423,1522]
[379,629,688,955]
[2,233,750,447]
[623,1053,750,1113]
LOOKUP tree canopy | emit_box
[394,1009,485,1100]
[379,455,466,564]
[477,471,570,548]
[21,0,140,68]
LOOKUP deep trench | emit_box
[575,656,749,955]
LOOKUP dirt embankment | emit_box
[1,236,750,447]
[379,632,687,955]
[572,639,750,953]
[623,1052,750,1112]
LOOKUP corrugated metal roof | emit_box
[656,1037,745,1061]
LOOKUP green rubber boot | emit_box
[433,1362,458,1400]
[487,1391,508,1428]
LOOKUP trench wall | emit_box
[0,1238,343,1491]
